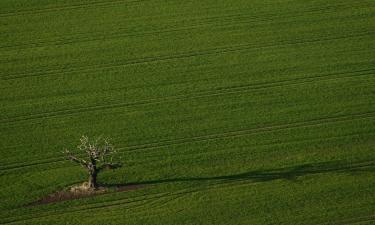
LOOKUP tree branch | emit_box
[97,162,122,172]
[64,149,89,168]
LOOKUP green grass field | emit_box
[1,0,375,224]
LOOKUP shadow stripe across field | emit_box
[3,160,375,224]
[1,0,375,224]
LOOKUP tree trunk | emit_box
[87,157,98,189]
[88,170,97,189]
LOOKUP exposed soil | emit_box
[28,183,144,206]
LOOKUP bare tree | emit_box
[64,135,121,189]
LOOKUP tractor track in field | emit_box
[0,130,370,173]
[311,213,375,225]
[0,176,284,224]
[3,160,375,224]
[0,187,201,224]
[0,130,371,174]
[0,3,369,51]
[1,111,375,172]
[1,31,373,81]
[0,0,367,19]
[0,0,144,18]
[1,67,374,125]
[335,216,375,225]
[115,111,375,151]
[1,1,374,224]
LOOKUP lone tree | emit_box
[64,135,121,189]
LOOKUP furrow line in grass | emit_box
[75,188,199,212]
[0,193,160,224]
[192,68,375,97]
[0,182,240,224]
[0,157,65,174]
[1,129,371,173]
[1,111,375,172]
[0,15,280,51]
[335,215,375,225]
[4,159,374,223]
[1,67,374,125]
[150,131,375,162]
[3,30,373,80]
[0,23,214,51]
[0,0,144,18]
[0,188,198,224]
[0,12,263,50]
[310,213,375,225]
[120,111,375,152]
[1,30,373,81]
[1,129,371,174]
[0,3,368,51]
[2,180,255,224]
[0,0,366,19]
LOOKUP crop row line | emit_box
[3,159,375,223]
[0,0,366,19]
[0,187,199,224]
[119,111,375,152]
[0,3,367,51]
[0,0,144,18]
[2,30,373,81]
[1,175,267,223]
[1,128,370,174]
[310,211,375,225]
[1,129,370,174]
[144,131,375,164]
[1,111,374,172]
[1,67,374,125]
[331,215,375,225]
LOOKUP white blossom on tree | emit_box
[64,135,121,189]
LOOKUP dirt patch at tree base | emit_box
[28,183,144,206]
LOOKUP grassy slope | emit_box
[1,0,375,224]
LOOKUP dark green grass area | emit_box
[1,0,375,224]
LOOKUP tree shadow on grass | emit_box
[104,159,375,188]
[32,159,375,206]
